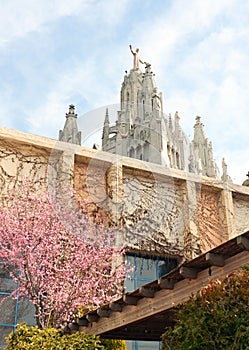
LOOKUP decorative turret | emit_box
[191,116,216,177]
[102,108,110,147]
[59,104,81,145]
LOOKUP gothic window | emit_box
[137,91,140,116]
[171,147,175,167]
[167,144,172,167]
[144,141,149,162]
[129,147,135,158]
[136,145,142,160]
[176,152,180,169]
[140,130,144,140]
[126,91,130,110]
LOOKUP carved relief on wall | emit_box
[0,140,49,194]
[233,196,249,235]
[119,171,187,256]
[195,188,224,253]
[74,162,111,227]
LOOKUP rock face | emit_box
[102,63,219,179]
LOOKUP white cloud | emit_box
[128,0,238,73]
[0,0,133,48]
[1,0,249,185]
[0,1,88,46]
[26,57,119,138]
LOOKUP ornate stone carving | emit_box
[233,196,249,234]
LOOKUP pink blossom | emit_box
[0,181,126,328]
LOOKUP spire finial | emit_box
[66,104,77,118]
[104,108,110,124]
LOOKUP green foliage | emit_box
[102,338,126,349]
[4,324,104,350]
[162,268,249,350]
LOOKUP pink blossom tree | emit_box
[0,182,126,329]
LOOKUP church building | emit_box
[56,48,243,350]
[0,48,248,350]
[101,61,220,179]
[61,47,229,182]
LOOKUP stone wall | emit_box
[233,193,249,235]
[0,138,49,193]
[1,126,249,262]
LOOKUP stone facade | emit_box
[1,126,249,349]
[101,63,221,179]
[1,126,249,261]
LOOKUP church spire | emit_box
[104,107,110,125]
[191,116,216,177]
[59,104,81,145]
[102,108,110,146]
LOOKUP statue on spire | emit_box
[129,45,145,70]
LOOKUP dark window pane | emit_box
[0,278,17,293]
[0,295,16,325]
[17,297,36,326]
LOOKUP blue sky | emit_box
[1,0,249,184]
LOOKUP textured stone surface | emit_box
[120,171,185,256]
[0,139,49,193]
[1,126,249,261]
[233,196,249,235]
[74,162,111,226]
[195,189,225,253]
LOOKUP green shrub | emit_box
[4,324,104,350]
[102,339,126,349]
[162,268,249,350]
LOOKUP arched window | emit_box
[144,141,149,162]
[176,152,180,169]
[129,147,135,158]
[167,144,171,167]
[136,145,142,160]
[126,91,130,110]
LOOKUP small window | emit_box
[125,253,178,292]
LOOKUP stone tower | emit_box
[102,54,220,179]
[59,104,81,145]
